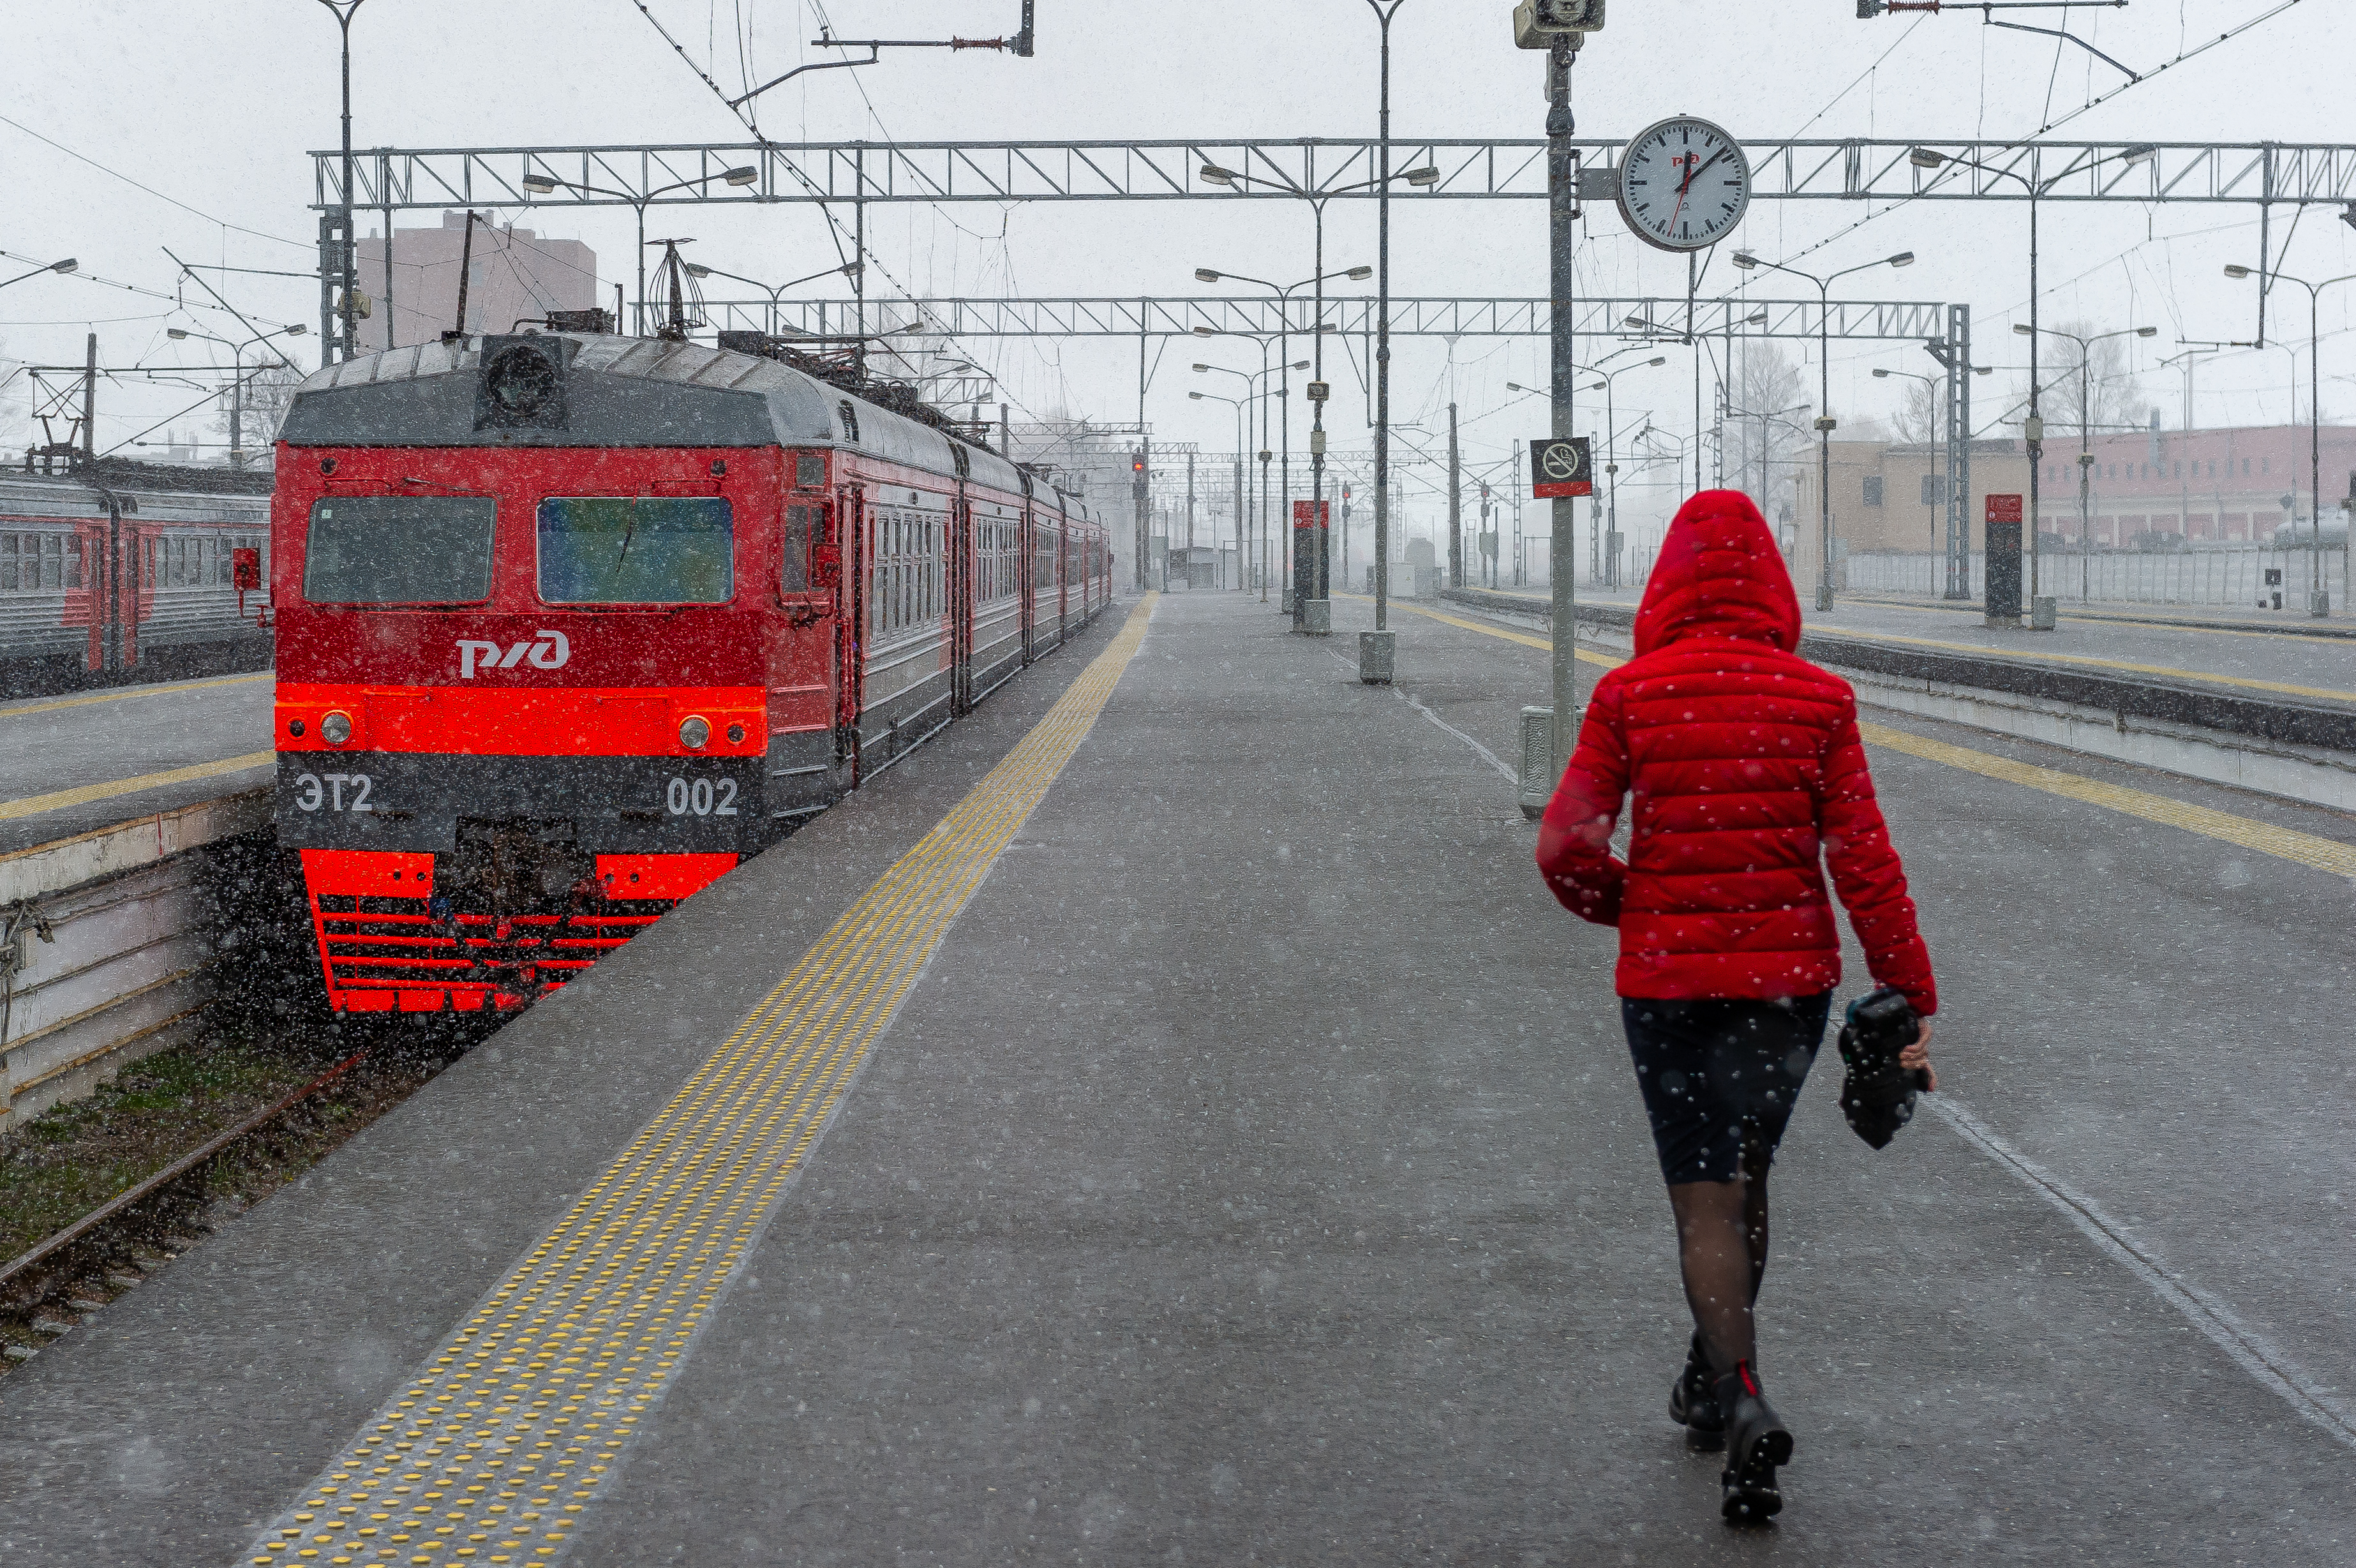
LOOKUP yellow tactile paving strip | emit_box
[0,750,274,822]
[239,596,1157,1568]
[1375,594,2356,880]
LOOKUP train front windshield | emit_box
[536,496,735,604]
[303,495,497,604]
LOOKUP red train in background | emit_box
[271,327,1110,1014]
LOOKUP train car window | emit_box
[305,495,498,604]
[537,497,734,604]
[782,503,816,593]
[795,451,825,488]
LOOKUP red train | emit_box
[271,329,1110,1013]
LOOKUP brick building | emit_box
[1793,422,2356,584]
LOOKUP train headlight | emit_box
[321,710,353,747]
[678,716,711,750]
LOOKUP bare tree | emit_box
[1725,343,1810,521]
[2035,320,2147,442]
[1889,377,1941,445]
[210,361,306,460]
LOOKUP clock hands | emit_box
[1677,146,1729,199]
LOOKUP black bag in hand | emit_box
[1837,987,1931,1149]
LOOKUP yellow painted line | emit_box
[0,751,276,822]
[1859,720,2356,878]
[1340,593,1624,668]
[241,595,1159,1568]
[0,671,269,721]
[1847,594,2347,646]
[1359,590,2356,880]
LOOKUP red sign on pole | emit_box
[1985,493,2023,524]
[1292,500,1329,527]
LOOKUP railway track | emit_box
[0,1050,368,1363]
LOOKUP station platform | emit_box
[0,673,273,855]
[1492,584,2356,708]
[3,588,2352,1564]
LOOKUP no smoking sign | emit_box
[1531,436,1593,498]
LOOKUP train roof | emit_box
[0,467,271,523]
[277,332,1067,507]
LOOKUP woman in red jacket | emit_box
[1535,488,1937,1523]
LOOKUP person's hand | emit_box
[1898,1019,1936,1093]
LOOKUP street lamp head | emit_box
[49,258,77,275]
[1505,382,1526,392]
[1872,368,1891,378]
[1646,356,1666,366]
[1188,391,1205,400]
[167,328,190,340]
[1192,325,1218,337]
[2135,325,2158,338]
[285,324,308,335]
[1191,362,1212,373]
[1403,166,1440,187]
[684,262,712,278]
[1746,308,1768,324]
[2223,264,2254,280]
[521,172,560,194]
[1907,146,1946,170]
[1345,265,1374,280]
[1622,313,1649,330]
[1731,251,1759,270]
[1887,251,1915,268]
[2343,202,2356,232]
[1193,267,1221,283]
[1588,380,1606,391]
[722,166,760,186]
[1200,165,1237,186]
[2120,143,2158,167]
[2013,322,2036,336]
[1292,359,1311,370]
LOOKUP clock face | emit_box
[1616,117,1750,253]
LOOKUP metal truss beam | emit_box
[317,138,2356,212]
[700,295,1951,342]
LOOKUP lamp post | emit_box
[2158,345,2226,545]
[1588,357,1665,589]
[2039,324,2158,599]
[1194,334,1305,600]
[316,1,366,366]
[1192,294,1329,615]
[2226,263,2356,615]
[1732,248,1915,611]
[1193,261,1377,625]
[521,167,759,336]
[1195,357,1290,594]
[684,259,862,336]
[1873,365,1950,549]
[1364,0,1416,644]
[1909,142,2154,625]
[1726,402,1814,548]
[1,257,78,292]
[1190,387,1251,588]
[168,323,310,469]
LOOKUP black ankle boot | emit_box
[1667,1333,1725,1449]
[1713,1361,1793,1523]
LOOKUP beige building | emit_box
[1790,438,2031,586]
[353,212,600,350]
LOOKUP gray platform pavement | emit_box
[1505,582,2356,705]
[3,588,2352,1564]
[0,672,274,855]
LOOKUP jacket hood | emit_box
[1631,489,1803,656]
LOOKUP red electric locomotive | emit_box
[271,328,1109,1013]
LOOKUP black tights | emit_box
[1668,1142,1773,1375]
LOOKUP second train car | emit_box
[270,329,1110,1014]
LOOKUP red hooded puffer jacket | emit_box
[1535,489,1936,1013]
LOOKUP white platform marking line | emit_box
[1329,650,1517,784]
[1930,1095,2356,1451]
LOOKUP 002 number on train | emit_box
[666,776,738,817]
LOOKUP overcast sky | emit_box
[3,1,2349,535]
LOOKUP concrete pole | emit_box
[1447,401,1461,588]
[1546,36,1579,766]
